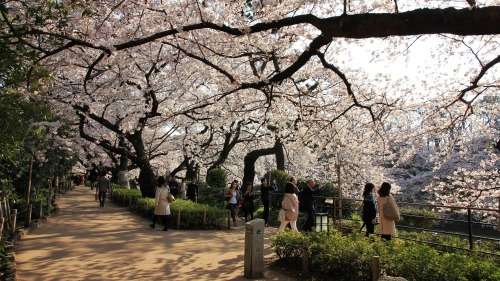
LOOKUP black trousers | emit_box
[302,208,315,231]
[152,215,169,230]
[262,200,270,225]
[363,219,375,236]
[98,191,107,206]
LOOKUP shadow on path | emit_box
[15,186,295,281]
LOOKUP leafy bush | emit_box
[399,207,439,228]
[262,170,290,192]
[271,230,306,264]
[271,230,500,281]
[206,168,227,191]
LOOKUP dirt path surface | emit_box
[15,186,295,281]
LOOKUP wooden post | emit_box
[25,157,34,228]
[55,175,59,195]
[467,208,473,250]
[25,204,32,227]
[0,198,4,219]
[337,161,342,229]
[128,196,132,208]
[6,199,11,228]
[0,217,4,239]
[372,256,380,281]
[203,209,207,228]
[176,210,181,230]
[302,241,309,275]
[11,209,17,235]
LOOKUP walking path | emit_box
[15,186,295,281]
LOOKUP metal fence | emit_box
[314,196,500,256]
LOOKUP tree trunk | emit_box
[275,139,285,170]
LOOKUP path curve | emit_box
[15,186,294,281]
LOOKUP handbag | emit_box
[167,192,175,203]
[278,208,286,222]
[383,201,400,221]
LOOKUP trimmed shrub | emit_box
[111,187,227,230]
[206,168,227,190]
[271,230,500,281]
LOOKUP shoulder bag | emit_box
[278,208,286,222]
[383,201,400,221]
[167,192,175,203]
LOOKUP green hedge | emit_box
[111,188,228,230]
[271,230,500,281]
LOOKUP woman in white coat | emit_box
[377,182,400,241]
[149,176,171,231]
[278,182,300,232]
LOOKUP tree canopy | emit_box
[1,1,498,207]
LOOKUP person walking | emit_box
[361,183,378,237]
[278,183,300,233]
[88,165,98,190]
[301,179,322,232]
[260,178,274,227]
[95,171,110,207]
[224,180,241,227]
[149,176,171,231]
[187,178,198,202]
[377,182,399,241]
[242,182,255,222]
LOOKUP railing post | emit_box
[372,256,380,281]
[467,207,473,250]
[25,204,33,227]
[11,209,17,236]
[0,217,4,239]
[333,199,336,227]
[302,241,309,275]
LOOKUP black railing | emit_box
[315,196,499,256]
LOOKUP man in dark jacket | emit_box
[301,179,322,232]
[187,178,199,203]
[260,178,274,227]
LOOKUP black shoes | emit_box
[149,224,155,229]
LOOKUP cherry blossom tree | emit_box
[1,0,498,201]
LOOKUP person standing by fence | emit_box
[242,182,255,222]
[260,178,274,227]
[149,176,171,231]
[377,182,399,241]
[361,183,378,237]
[187,178,198,202]
[301,179,322,232]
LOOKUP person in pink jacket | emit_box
[278,182,300,232]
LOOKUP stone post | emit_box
[244,219,265,279]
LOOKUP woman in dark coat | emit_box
[242,182,255,222]
[362,183,377,237]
